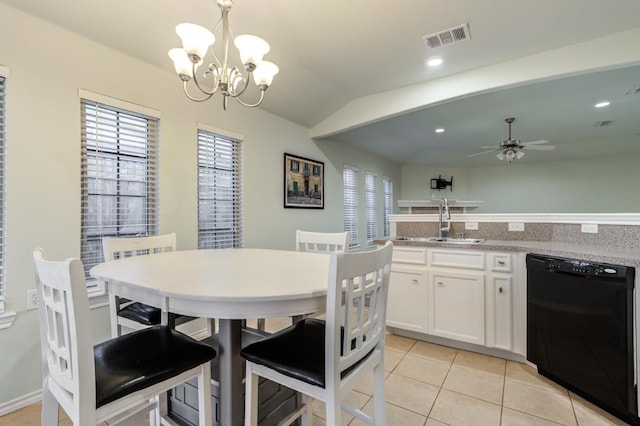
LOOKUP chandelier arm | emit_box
[233,89,265,108]
[226,71,252,98]
[191,64,221,97]
[182,81,216,102]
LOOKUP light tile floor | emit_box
[0,319,631,426]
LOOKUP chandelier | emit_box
[168,0,279,110]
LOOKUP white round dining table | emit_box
[90,248,330,425]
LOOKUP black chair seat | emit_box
[118,302,194,326]
[241,318,371,389]
[241,318,326,387]
[94,325,216,408]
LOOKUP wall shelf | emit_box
[398,200,484,214]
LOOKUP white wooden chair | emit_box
[295,230,349,254]
[32,247,215,426]
[255,230,349,331]
[241,241,393,425]
[102,233,210,337]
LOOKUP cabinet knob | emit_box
[437,282,444,286]
[499,287,504,293]
[498,261,506,265]
[411,279,419,284]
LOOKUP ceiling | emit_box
[3,0,640,166]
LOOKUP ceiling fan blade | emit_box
[481,145,500,149]
[521,139,549,146]
[523,145,556,151]
[467,150,498,158]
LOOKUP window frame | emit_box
[383,176,393,237]
[0,67,7,315]
[197,123,243,250]
[365,171,377,245]
[79,90,160,283]
[343,165,359,249]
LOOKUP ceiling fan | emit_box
[468,117,556,163]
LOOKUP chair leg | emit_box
[373,362,386,425]
[244,363,259,426]
[148,395,162,426]
[300,394,312,426]
[326,395,341,426]
[198,362,213,426]
[41,386,59,426]
[108,293,122,337]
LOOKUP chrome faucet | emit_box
[438,196,451,238]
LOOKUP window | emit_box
[198,128,243,249]
[365,172,377,244]
[343,166,359,248]
[0,73,6,313]
[383,177,393,237]
[80,94,159,281]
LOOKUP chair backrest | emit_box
[295,230,349,253]
[32,248,96,421]
[324,241,393,387]
[102,233,177,261]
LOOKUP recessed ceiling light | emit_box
[435,128,445,133]
[595,101,610,108]
[426,57,443,67]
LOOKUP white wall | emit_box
[0,3,400,408]
[401,154,640,213]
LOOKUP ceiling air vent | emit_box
[594,120,614,127]
[423,23,471,49]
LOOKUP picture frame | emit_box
[284,153,324,209]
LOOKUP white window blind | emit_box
[0,76,6,313]
[198,129,243,249]
[80,99,159,280]
[365,171,377,244]
[383,177,393,237]
[343,166,359,247]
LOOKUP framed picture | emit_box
[284,153,324,209]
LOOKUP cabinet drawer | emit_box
[392,246,427,265]
[489,253,512,273]
[429,249,485,270]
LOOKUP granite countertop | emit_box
[376,238,640,267]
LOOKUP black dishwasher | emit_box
[526,253,637,424]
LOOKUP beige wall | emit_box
[0,3,400,408]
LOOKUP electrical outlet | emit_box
[508,222,525,232]
[581,223,598,234]
[26,289,38,310]
[465,222,479,230]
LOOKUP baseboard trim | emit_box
[0,390,41,417]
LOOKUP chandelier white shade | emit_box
[168,0,279,110]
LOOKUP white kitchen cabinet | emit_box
[427,269,486,345]
[386,244,520,356]
[486,275,513,350]
[387,266,428,332]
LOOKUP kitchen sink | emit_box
[395,236,485,244]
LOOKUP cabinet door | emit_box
[387,267,428,332]
[486,275,513,351]
[428,270,485,345]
